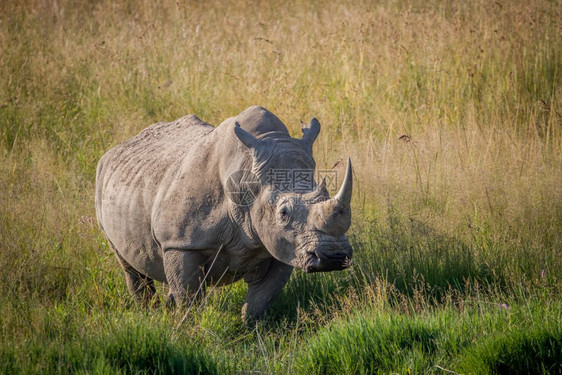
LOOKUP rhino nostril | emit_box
[304,252,320,273]
[304,247,352,273]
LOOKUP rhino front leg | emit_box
[242,258,293,322]
[163,249,207,308]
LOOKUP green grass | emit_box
[296,300,562,374]
[0,310,221,374]
[1,0,561,373]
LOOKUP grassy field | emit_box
[1,0,561,373]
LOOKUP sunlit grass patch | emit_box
[295,301,562,374]
[0,317,220,374]
[295,312,441,374]
[459,324,562,375]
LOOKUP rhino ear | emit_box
[234,122,261,150]
[301,118,321,145]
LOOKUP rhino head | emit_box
[233,118,353,273]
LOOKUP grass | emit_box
[1,0,561,373]
[296,299,562,374]
[0,308,221,374]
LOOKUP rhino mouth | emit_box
[304,248,352,273]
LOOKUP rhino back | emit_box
[95,115,213,280]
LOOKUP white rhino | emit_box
[95,106,353,321]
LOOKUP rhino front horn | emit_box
[334,158,353,206]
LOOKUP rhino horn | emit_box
[234,122,261,150]
[311,159,353,236]
[301,118,321,145]
[334,158,353,207]
[315,177,329,198]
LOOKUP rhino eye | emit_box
[278,207,291,225]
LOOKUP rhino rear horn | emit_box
[315,177,329,198]
[234,122,261,150]
[334,158,353,206]
[301,118,321,145]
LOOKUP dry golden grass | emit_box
[1,0,561,291]
[1,0,560,278]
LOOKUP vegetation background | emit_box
[1,0,561,373]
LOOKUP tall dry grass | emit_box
[3,0,559,283]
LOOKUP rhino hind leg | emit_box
[111,246,157,307]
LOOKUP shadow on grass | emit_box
[266,211,508,324]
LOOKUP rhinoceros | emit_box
[95,106,353,321]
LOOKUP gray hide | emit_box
[95,106,353,321]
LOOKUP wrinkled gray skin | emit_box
[95,106,353,321]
